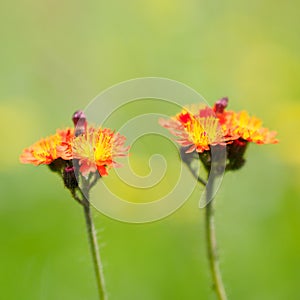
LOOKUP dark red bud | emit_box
[214,97,229,114]
[226,138,248,170]
[63,165,78,190]
[72,110,87,136]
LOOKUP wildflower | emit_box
[159,105,226,153]
[20,128,74,166]
[160,98,278,170]
[212,97,278,145]
[72,127,129,177]
[20,111,129,182]
[220,110,278,145]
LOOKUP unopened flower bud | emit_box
[214,97,228,114]
[63,165,78,190]
[72,110,87,136]
[226,139,248,170]
[48,158,66,173]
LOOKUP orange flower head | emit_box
[72,127,129,177]
[159,98,278,171]
[220,110,278,144]
[20,128,74,165]
[159,105,226,153]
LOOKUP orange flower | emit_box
[20,128,74,165]
[159,98,278,170]
[20,109,129,194]
[159,98,278,153]
[159,105,226,153]
[72,127,129,177]
[212,97,278,144]
[219,110,278,144]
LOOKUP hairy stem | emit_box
[204,176,227,300]
[82,193,107,300]
[185,151,227,299]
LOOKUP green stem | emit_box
[82,194,107,300]
[204,177,227,300]
[185,152,227,299]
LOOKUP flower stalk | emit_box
[203,176,227,300]
[81,190,107,300]
[70,178,107,300]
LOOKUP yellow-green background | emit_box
[1,1,299,299]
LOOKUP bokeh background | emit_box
[1,0,299,299]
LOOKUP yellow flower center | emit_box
[94,130,113,164]
[176,109,222,149]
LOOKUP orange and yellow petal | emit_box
[20,128,75,165]
[20,134,61,165]
[159,107,225,153]
[56,128,75,160]
[222,110,278,144]
[72,127,129,176]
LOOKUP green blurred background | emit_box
[1,0,300,299]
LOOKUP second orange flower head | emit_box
[159,98,278,170]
